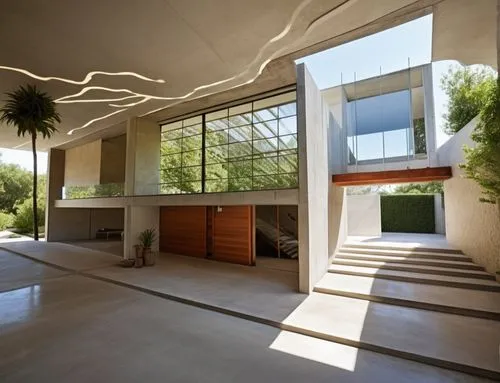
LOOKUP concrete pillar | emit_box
[297,63,330,293]
[123,116,161,258]
[124,117,161,196]
[123,206,160,259]
[45,149,92,241]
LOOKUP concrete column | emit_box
[422,64,437,166]
[123,206,160,259]
[297,63,330,293]
[434,194,446,235]
[45,149,91,241]
[123,116,161,258]
[124,117,161,196]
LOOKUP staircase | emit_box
[255,218,298,259]
[281,241,500,380]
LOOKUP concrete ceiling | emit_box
[0,0,448,151]
[432,0,498,70]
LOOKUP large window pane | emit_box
[229,142,252,159]
[206,179,227,193]
[182,150,202,167]
[228,160,252,178]
[161,153,181,169]
[228,113,252,127]
[279,116,297,135]
[161,138,182,155]
[278,135,297,151]
[253,138,278,154]
[253,121,278,138]
[228,177,252,192]
[183,135,202,151]
[253,107,278,122]
[279,103,296,118]
[206,130,228,147]
[279,154,298,174]
[182,166,201,181]
[206,145,227,164]
[206,163,227,179]
[253,156,278,175]
[228,126,252,143]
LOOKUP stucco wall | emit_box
[64,140,102,186]
[437,117,500,273]
[100,135,126,184]
[297,64,330,293]
[347,194,381,236]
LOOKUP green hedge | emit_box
[381,194,435,233]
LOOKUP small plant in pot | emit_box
[139,228,157,266]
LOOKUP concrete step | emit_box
[328,264,500,292]
[342,242,463,254]
[331,258,494,280]
[335,252,482,270]
[282,292,500,379]
[314,273,500,320]
[339,246,472,262]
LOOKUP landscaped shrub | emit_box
[13,198,45,233]
[381,194,435,233]
[0,212,14,230]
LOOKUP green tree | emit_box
[441,65,496,135]
[0,162,32,213]
[393,181,444,195]
[0,85,61,240]
[460,78,500,203]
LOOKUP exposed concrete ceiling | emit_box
[432,0,498,69]
[0,0,448,151]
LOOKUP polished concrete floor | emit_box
[345,233,456,250]
[0,249,493,383]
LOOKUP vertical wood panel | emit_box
[160,206,206,257]
[213,205,253,265]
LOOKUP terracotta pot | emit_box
[143,247,155,266]
[134,256,143,268]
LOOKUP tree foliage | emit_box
[393,181,443,195]
[0,85,60,240]
[441,65,496,135]
[0,161,32,213]
[460,77,500,204]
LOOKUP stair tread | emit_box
[343,242,463,254]
[328,264,500,287]
[340,247,470,259]
[332,258,491,277]
[336,252,477,267]
[283,292,500,374]
[315,273,500,315]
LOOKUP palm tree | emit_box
[0,85,61,240]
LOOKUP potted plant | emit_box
[139,228,157,266]
[134,244,143,268]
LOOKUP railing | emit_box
[62,183,124,199]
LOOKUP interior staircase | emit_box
[255,218,298,259]
[282,241,500,380]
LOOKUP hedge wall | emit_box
[381,194,435,233]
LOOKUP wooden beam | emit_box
[332,167,452,186]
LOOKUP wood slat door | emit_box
[213,205,253,265]
[159,206,206,257]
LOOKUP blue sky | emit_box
[297,14,453,150]
[0,14,452,174]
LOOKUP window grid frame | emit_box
[159,94,298,195]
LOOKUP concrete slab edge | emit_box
[313,286,500,321]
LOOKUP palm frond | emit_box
[0,84,61,138]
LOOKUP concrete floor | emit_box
[0,248,493,383]
[345,233,456,250]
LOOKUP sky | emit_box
[0,14,454,174]
[296,14,453,150]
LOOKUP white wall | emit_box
[347,194,381,236]
[297,63,330,293]
[437,117,500,273]
[434,194,446,235]
[64,140,102,186]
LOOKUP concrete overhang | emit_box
[0,0,443,151]
[432,0,498,70]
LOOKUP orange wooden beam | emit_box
[332,167,452,186]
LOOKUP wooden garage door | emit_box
[159,206,206,257]
[213,206,253,265]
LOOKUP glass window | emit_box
[160,91,298,195]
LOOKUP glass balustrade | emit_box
[62,183,124,199]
